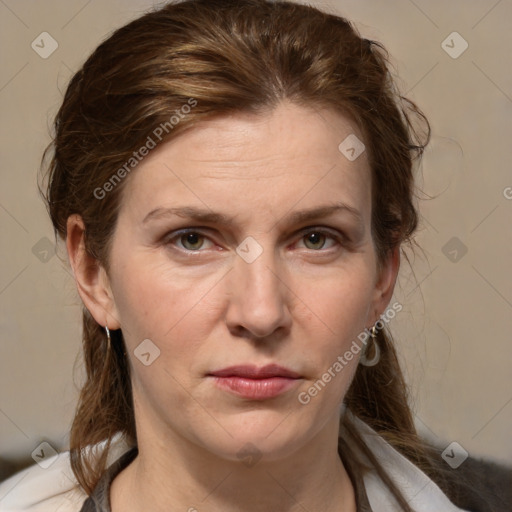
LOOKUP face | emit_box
[78,101,398,463]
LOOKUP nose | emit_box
[224,244,292,341]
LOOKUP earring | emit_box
[104,325,127,357]
[360,325,380,367]
[105,325,111,354]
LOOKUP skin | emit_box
[67,100,400,512]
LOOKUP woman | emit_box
[0,0,490,510]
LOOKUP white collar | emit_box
[347,411,470,511]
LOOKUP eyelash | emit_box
[163,227,346,254]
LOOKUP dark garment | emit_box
[80,448,138,512]
[79,445,374,511]
[423,447,512,512]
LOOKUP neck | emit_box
[111,416,356,512]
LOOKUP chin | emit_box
[198,414,314,464]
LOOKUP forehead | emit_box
[165,102,364,170]
[119,101,371,223]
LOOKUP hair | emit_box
[40,0,456,509]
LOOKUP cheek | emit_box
[110,255,222,348]
[115,262,218,410]
[292,273,374,409]
[296,267,375,342]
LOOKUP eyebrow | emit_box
[142,202,363,229]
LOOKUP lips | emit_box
[209,364,301,379]
[208,364,302,400]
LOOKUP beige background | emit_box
[0,0,511,476]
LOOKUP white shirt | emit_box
[0,412,470,512]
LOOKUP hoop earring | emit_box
[105,325,112,355]
[105,325,127,357]
[360,325,380,367]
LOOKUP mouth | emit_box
[207,364,302,400]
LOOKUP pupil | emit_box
[185,233,201,248]
[307,232,323,248]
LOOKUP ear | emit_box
[368,246,400,325]
[66,214,121,330]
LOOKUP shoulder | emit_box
[347,411,511,512]
[346,411,472,512]
[0,435,131,512]
[432,452,512,512]
[0,450,86,512]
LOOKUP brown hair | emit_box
[41,0,447,508]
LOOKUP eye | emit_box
[296,229,341,251]
[164,227,344,254]
[166,230,215,252]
